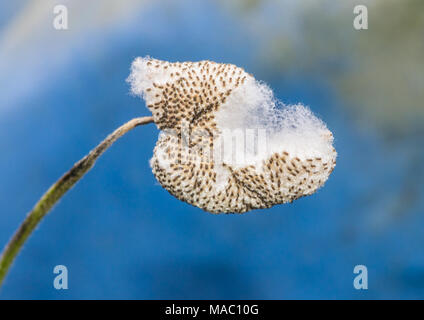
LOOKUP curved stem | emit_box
[0,116,154,287]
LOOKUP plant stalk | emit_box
[0,116,154,287]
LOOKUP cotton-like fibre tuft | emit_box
[128,57,337,213]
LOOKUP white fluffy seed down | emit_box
[128,57,337,213]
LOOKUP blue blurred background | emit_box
[1,0,423,299]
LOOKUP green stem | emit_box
[0,116,154,287]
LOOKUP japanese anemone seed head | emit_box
[128,57,337,213]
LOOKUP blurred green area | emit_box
[218,0,424,223]
[221,0,424,138]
